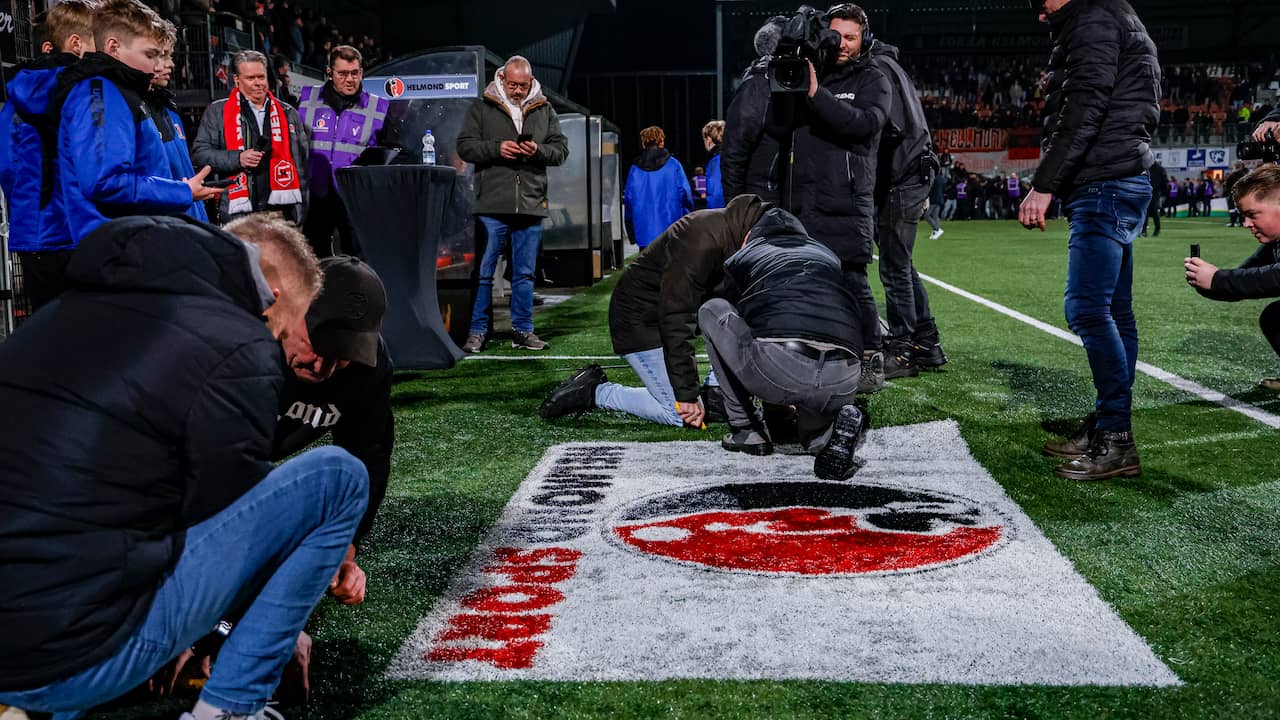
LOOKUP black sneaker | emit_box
[883,341,919,379]
[1053,430,1141,481]
[721,427,773,456]
[909,338,948,369]
[701,383,728,424]
[858,351,886,394]
[540,365,607,419]
[1042,413,1096,458]
[814,404,869,480]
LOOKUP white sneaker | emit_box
[929,228,944,240]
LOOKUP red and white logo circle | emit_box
[384,77,405,98]
[607,482,1010,576]
[273,160,294,186]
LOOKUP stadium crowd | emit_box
[3,0,1280,718]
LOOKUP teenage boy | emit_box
[56,0,221,245]
[0,0,97,311]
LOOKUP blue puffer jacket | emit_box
[624,147,693,248]
[705,148,724,209]
[54,53,193,241]
[1,54,78,251]
[148,87,209,222]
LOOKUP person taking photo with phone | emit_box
[1186,165,1280,390]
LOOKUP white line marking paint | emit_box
[913,268,1280,429]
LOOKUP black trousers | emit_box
[843,265,881,352]
[303,192,359,259]
[16,250,75,313]
[876,175,935,341]
[1261,301,1280,360]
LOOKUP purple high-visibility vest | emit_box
[1168,180,1178,198]
[956,181,968,199]
[297,85,389,197]
[1007,177,1020,197]
[1203,180,1215,196]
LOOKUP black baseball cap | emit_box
[306,256,387,367]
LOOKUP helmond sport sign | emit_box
[388,420,1180,686]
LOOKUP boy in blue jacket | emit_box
[55,0,221,245]
[0,0,97,311]
[147,19,209,222]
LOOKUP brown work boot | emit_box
[1042,413,1096,458]
[1053,430,1141,481]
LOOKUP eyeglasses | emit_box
[503,80,532,91]
[332,69,361,79]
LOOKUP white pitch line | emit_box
[916,270,1280,430]
[464,354,711,362]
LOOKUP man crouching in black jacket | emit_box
[541,195,767,427]
[0,215,369,719]
[1186,165,1280,389]
[699,207,869,480]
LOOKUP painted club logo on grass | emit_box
[609,482,1009,576]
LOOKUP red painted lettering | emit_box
[437,613,552,642]
[460,584,564,613]
[426,640,543,669]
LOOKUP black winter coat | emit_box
[1032,0,1160,196]
[786,56,891,264]
[1196,243,1280,302]
[867,41,935,193]
[609,194,767,402]
[723,208,861,353]
[0,216,284,691]
[721,58,784,204]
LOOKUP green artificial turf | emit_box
[98,216,1280,719]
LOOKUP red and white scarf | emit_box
[222,88,302,215]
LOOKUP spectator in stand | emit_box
[1173,104,1189,142]
[297,44,388,257]
[272,53,299,108]
[193,50,309,225]
[702,119,725,209]
[623,125,693,249]
[57,0,222,242]
[0,0,98,312]
[148,19,209,222]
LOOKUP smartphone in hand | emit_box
[517,133,534,143]
[1190,244,1200,258]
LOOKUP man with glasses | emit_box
[457,55,568,352]
[297,44,388,258]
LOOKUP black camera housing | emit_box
[767,6,840,94]
[1238,134,1280,164]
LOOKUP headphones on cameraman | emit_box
[824,3,874,53]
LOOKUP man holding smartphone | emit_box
[194,50,310,225]
[457,55,569,352]
[1186,165,1280,389]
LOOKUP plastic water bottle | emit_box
[421,129,436,165]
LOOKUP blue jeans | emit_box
[0,447,368,718]
[594,347,687,426]
[1063,175,1150,433]
[470,215,542,335]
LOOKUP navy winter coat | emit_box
[624,147,694,248]
[0,215,284,691]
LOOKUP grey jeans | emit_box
[876,175,936,341]
[698,298,861,452]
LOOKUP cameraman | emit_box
[789,3,891,377]
[1186,165,1280,389]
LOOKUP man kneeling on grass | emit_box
[540,194,769,428]
[699,207,869,480]
[1186,164,1280,389]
